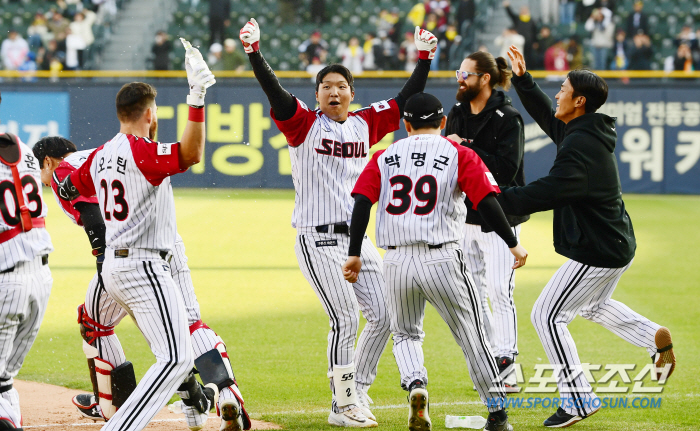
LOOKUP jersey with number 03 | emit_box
[272,97,401,228]
[352,135,500,249]
[51,149,99,226]
[70,133,186,251]
[0,138,53,270]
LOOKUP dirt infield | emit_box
[15,380,280,430]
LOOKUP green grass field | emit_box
[22,189,700,430]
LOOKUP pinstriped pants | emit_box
[0,256,52,427]
[383,242,507,412]
[101,248,193,431]
[462,224,521,358]
[295,230,390,398]
[531,259,660,416]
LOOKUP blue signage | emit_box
[0,92,70,146]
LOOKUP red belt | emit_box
[0,218,45,244]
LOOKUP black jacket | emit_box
[446,90,529,230]
[497,72,636,268]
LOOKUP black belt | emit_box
[315,223,349,234]
[114,249,170,261]
[1,255,49,274]
[387,244,443,250]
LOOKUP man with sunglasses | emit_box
[445,51,528,391]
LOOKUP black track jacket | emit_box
[496,72,636,268]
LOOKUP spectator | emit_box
[278,0,299,24]
[544,40,569,70]
[674,42,697,72]
[70,10,96,47]
[495,28,525,62]
[220,38,246,71]
[47,10,70,40]
[625,0,648,37]
[440,22,462,68]
[298,31,328,68]
[425,0,450,33]
[559,0,576,27]
[503,1,537,60]
[1,29,29,70]
[532,25,555,69]
[208,42,223,70]
[338,36,364,73]
[585,7,614,70]
[455,0,476,33]
[311,0,327,24]
[398,31,418,72]
[541,0,558,25]
[209,0,231,45]
[610,29,628,70]
[378,30,399,70]
[423,12,439,33]
[567,36,584,69]
[627,33,652,70]
[151,30,172,70]
[362,32,382,70]
[37,38,63,71]
[305,56,326,79]
[675,25,697,50]
[18,51,37,81]
[377,9,397,35]
[64,27,86,70]
[27,13,50,50]
[577,0,597,23]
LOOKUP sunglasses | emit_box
[456,70,484,80]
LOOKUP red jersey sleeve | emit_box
[128,135,186,186]
[52,161,98,225]
[72,146,101,197]
[353,99,401,147]
[352,149,385,203]
[450,140,501,209]
[271,98,317,147]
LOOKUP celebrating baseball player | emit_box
[445,51,528,390]
[33,133,251,431]
[501,45,675,427]
[0,94,53,430]
[241,17,438,427]
[343,92,526,431]
[53,40,237,431]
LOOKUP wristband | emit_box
[188,106,205,122]
[418,49,434,60]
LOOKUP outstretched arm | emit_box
[240,18,297,121]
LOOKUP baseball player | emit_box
[54,41,228,431]
[33,135,251,431]
[445,51,528,389]
[0,96,54,430]
[342,92,527,431]
[241,17,438,427]
[502,46,675,427]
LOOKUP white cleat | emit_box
[356,388,376,422]
[220,398,244,431]
[328,406,378,428]
[182,403,209,431]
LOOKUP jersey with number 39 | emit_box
[0,137,53,270]
[70,133,186,251]
[272,97,400,228]
[352,135,500,249]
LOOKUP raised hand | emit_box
[239,18,260,54]
[414,26,438,60]
[181,38,216,107]
[507,45,526,77]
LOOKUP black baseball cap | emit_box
[403,92,444,122]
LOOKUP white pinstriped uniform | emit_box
[274,98,396,401]
[352,135,508,410]
[462,224,521,358]
[531,259,661,417]
[71,133,194,431]
[0,138,53,427]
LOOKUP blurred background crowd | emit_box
[1,0,699,73]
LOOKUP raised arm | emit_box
[240,18,297,121]
[394,27,438,114]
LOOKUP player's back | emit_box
[51,149,98,226]
[86,133,179,252]
[0,136,53,270]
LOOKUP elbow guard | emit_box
[57,174,81,201]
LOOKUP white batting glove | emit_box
[181,38,216,107]
[239,18,260,54]
[414,26,438,60]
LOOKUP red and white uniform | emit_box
[352,134,509,411]
[0,137,52,427]
[51,150,97,225]
[274,98,395,408]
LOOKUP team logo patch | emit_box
[486,172,498,186]
[315,239,338,247]
[157,143,173,155]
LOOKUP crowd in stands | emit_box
[0,0,119,72]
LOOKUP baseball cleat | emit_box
[220,398,244,431]
[654,327,675,380]
[484,410,512,431]
[408,385,430,431]
[497,356,519,393]
[0,418,22,429]
[328,406,378,428]
[356,388,376,422]
[72,393,104,421]
[543,406,600,428]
